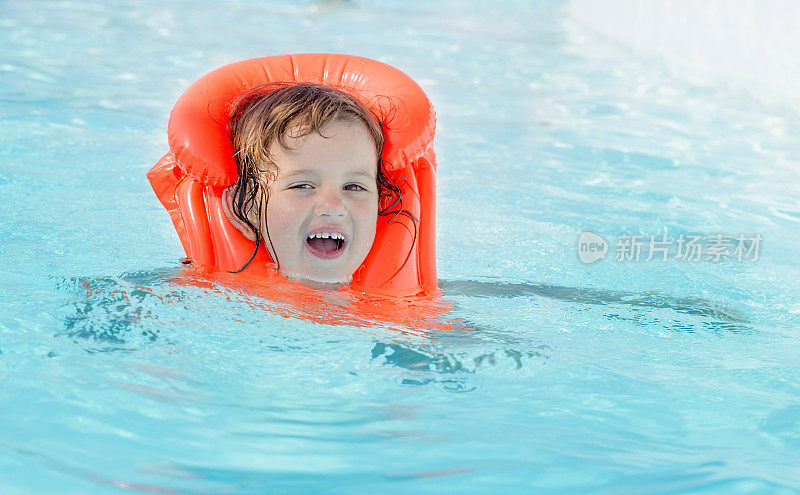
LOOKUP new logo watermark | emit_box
[577,231,762,264]
[577,231,608,263]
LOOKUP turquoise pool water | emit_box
[2,1,800,493]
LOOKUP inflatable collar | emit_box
[147,54,438,297]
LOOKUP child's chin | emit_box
[281,269,352,289]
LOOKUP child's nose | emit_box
[314,187,346,217]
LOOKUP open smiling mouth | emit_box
[306,232,347,259]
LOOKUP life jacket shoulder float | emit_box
[146,54,438,297]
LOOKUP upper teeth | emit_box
[308,232,344,240]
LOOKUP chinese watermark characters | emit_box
[578,231,762,264]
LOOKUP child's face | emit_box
[263,120,379,284]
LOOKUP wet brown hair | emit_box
[226,82,410,272]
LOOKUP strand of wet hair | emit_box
[376,167,418,278]
[228,164,281,273]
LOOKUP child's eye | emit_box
[288,183,313,190]
[344,183,367,191]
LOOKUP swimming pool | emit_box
[2,0,800,493]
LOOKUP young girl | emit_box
[221,83,399,286]
[148,54,438,297]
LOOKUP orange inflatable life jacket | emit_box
[146,54,438,298]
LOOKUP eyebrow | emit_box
[279,170,376,180]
